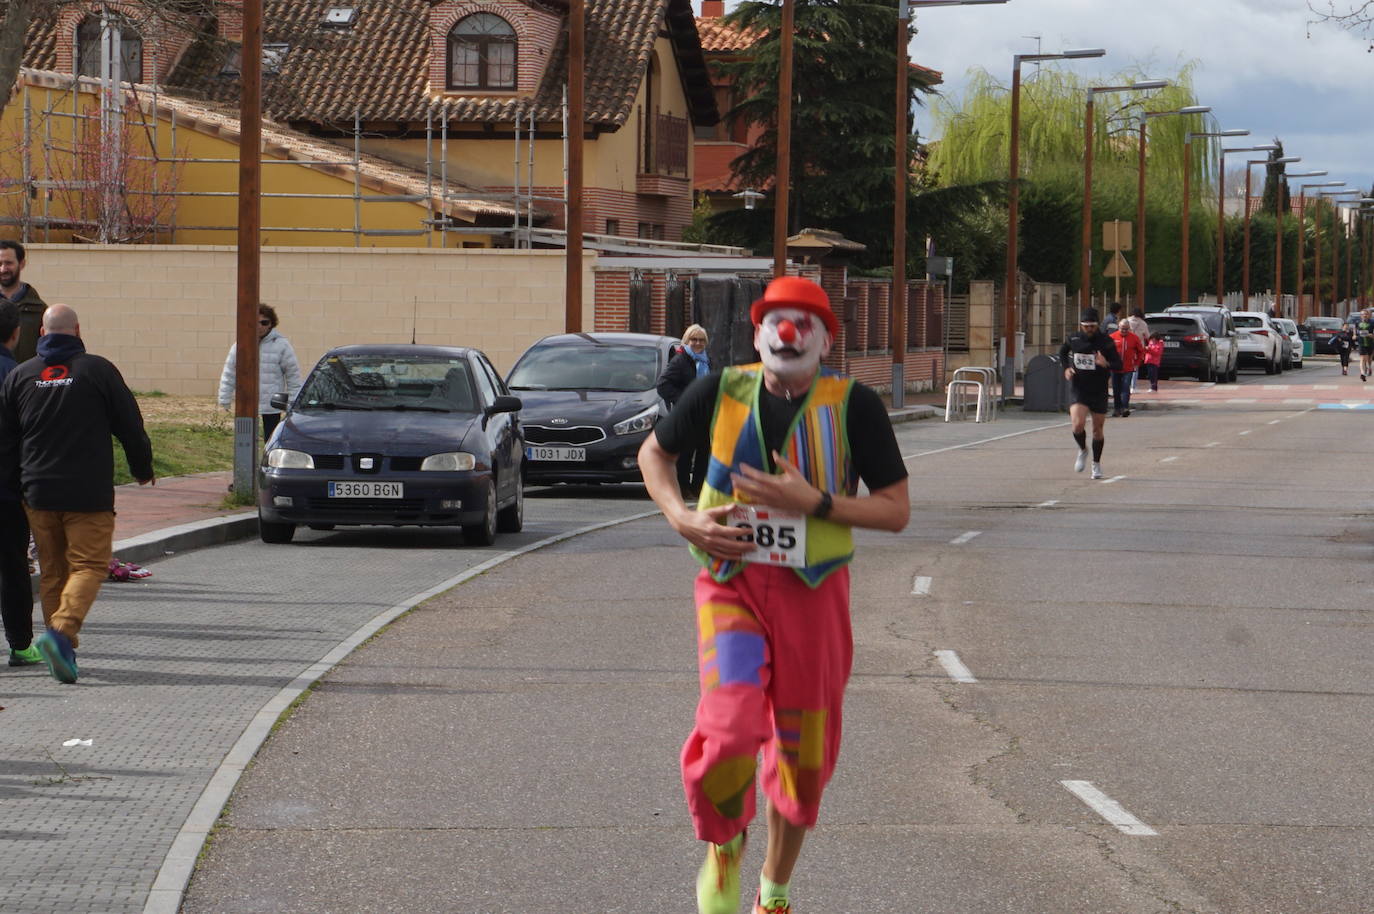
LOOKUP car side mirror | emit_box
[269,392,290,411]
[486,395,522,415]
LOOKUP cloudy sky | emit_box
[702,1,1374,196]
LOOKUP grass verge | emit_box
[112,394,235,485]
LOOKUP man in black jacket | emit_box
[0,302,41,668]
[0,303,155,683]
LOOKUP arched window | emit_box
[447,13,516,90]
[76,14,143,82]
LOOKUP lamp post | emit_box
[1078,78,1168,310]
[1317,189,1361,315]
[1181,128,1248,304]
[1242,154,1299,303]
[1337,199,1374,306]
[1135,105,1210,311]
[1216,144,1278,305]
[1004,46,1105,400]
[1276,169,1327,316]
[891,0,1008,408]
[1296,180,1344,322]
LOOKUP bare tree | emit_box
[1307,1,1374,47]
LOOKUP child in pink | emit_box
[1143,332,1165,392]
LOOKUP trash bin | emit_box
[1303,339,1314,358]
[1023,354,1070,412]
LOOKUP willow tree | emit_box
[926,64,1217,301]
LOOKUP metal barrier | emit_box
[945,367,998,422]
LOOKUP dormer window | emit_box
[76,14,142,82]
[447,13,516,90]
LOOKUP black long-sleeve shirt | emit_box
[0,333,152,512]
[1058,330,1122,392]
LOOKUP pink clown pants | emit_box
[681,563,853,844]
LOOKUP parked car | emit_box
[257,344,524,545]
[1272,317,1303,368]
[1162,304,1239,382]
[1143,313,1223,381]
[506,332,682,485]
[1304,316,1344,354]
[1229,311,1284,374]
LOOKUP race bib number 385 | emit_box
[728,504,807,568]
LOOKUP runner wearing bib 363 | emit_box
[1059,308,1122,480]
[639,276,910,914]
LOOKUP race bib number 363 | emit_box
[728,504,807,568]
[1072,352,1097,371]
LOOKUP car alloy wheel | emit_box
[497,476,524,533]
[464,479,498,546]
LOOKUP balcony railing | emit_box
[642,111,688,177]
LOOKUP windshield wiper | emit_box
[508,384,547,390]
[391,404,453,412]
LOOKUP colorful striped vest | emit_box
[690,364,857,587]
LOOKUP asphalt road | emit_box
[175,359,1374,914]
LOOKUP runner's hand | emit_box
[673,503,753,561]
[731,452,819,515]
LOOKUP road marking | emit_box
[1060,780,1158,836]
[912,575,933,596]
[1160,456,1179,463]
[1035,499,1059,508]
[1267,384,1290,390]
[1313,385,1339,390]
[1227,398,1258,404]
[1204,441,1220,448]
[934,650,977,683]
[1238,430,1251,436]
[949,531,981,545]
[1268,419,1281,425]
[1102,475,1126,484]
[901,421,1069,461]
[1282,398,1316,405]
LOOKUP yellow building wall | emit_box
[15,244,596,395]
[0,82,496,249]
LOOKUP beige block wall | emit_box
[19,245,596,395]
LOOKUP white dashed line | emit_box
[949,531,982,545]
[1160,456,1178,463]
[911,576,933,596]
[1268,419,1281,425]
[1312,385,1339,390]
[934,650,977,683]
[901,421,1070,461]
[1238,430,1251,436]
[1204,441,1220,448]
[1035,499,1059,508]
[1102,475,1126,484]
[1060,780,1158,836]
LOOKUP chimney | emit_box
[702,1,725,17]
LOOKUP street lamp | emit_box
[1242,154,1299,303]
[1005,45,1105,400]
[891,0,1009,408]
[1216,144,1278,305]
[1296,180,1343,322]
[1078,78,1169,310]
[1275,169,1326,316]
[1181,128,1248,304]
[1135,105,1210,310]
[1335,198,1374,307]
[1317,189,1361,316]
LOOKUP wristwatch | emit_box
[812,490,834,519]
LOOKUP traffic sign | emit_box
[1103,250,1133,278]
[1103,220,1133,252]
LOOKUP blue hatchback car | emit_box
[257,344,523,545]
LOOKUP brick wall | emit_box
[19,244,594,394]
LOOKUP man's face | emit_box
[755,307,831,382]
[0,250,22,289]
[1080,322,1100,335]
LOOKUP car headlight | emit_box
[265,448,314,469]
[613,405,659,437]
[421,452,477,471]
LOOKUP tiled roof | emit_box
[163,0,714,128]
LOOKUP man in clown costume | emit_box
[639,276,910,914]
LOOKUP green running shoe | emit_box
[8,645,42,667]
[696,830,746,914]
[35,629,78,683]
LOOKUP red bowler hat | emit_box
[750,276,839,336]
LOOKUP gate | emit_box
[690,275,766,367]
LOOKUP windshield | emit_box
[507,343,659,392]
[1232,315,1265,328]
[1172,311,1223,334]
[1146,318,1203,335]
[1308,318,1342,329]
[297,354,478,412]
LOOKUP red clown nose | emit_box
[777,319,798,343]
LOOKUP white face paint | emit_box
[755,307,831,382]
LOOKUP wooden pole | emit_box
[565,0,584,332]
[1297,193,1306,322]
[1003,58,1022,399]
[1242,162,1253,305]
[1135,117,1146,310]
[773,0,795,278]
[891,1,909,407]
[1079,93,1096,311]
[233,0,263,496]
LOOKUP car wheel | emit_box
[464,479,498,546]
[497,476,524,533]
[259,516,296,544]
[1200,361,1213,382]
[1264,357,1276,375]
[1228,363,1238,383]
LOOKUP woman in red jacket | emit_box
[1110,325,1144,416]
